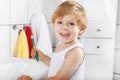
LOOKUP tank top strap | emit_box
[61,43,84,57]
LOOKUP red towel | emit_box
[25,25,33,58]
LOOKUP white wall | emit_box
[0,0,43,56]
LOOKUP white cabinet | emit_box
[83,0,116,21]
[0,26,10,57]
[82,22,116,79]
[0,0,10,25]
[10,0,28,24]
[78,2,116,78]
[81,21,115,80]
[28,0,42,23]
[84,55,114,80]
[80,21,115,80]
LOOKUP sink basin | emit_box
[0,57,48,80]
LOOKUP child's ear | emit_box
[78,26,86,36]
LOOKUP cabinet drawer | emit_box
[80,38,115,55]
[81,21,116,38]
[84,55,114,80]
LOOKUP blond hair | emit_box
[51,1,88,31]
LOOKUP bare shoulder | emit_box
[65,46,85,60]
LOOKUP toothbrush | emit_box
[31,35,39,62]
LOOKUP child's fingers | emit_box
[17,75,32,80]
[31,49,37,54]
[31,49,43,60]
[36,49,42,55]
[31,54,36,59]
[31,49,37,59]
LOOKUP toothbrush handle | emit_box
[36,52,39,62]
[32,39,39,62]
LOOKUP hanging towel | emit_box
[25,25,33,58]
[16,30,29,58]
[30,13,52,57]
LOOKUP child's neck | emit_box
[55,40,78,53]
[61,40,78,47]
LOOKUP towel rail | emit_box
[12,24,30,35]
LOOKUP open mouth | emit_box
[60,33,70,38]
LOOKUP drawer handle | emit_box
[97,28,101,32]
[96,46,100,48]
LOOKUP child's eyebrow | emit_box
[67,20,76,23]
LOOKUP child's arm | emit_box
[31,49,51,66]
[45,47,85,80]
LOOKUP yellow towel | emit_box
[16,30,29,58]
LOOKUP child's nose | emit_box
[63,24,68,30]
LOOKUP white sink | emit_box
[0,57,48,80]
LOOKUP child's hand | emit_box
[31,49,43,61]
[31,49,50,66]
[17,75,32,80]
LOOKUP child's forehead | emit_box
[57,13,76,19]
[55,14,76,21]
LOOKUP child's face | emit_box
[54,14,80,43]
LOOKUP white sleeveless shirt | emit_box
[48,43,85,80]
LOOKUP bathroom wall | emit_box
[0,0,43,56]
